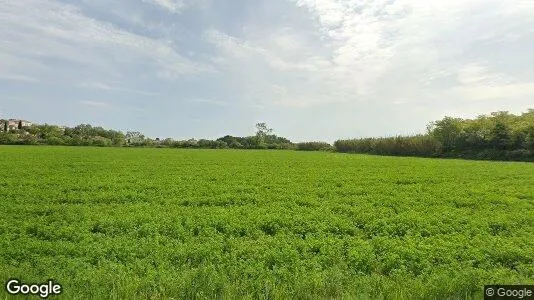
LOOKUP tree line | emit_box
[0,122,301,150]
[1,109,533,161]
[0,123,126,147]
[335,109,534,161]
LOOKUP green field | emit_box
[1,146,533,299]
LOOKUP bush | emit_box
[46,136,65,145]
[197,139,228,149]
[0,133,17,144]
[505,149,533,161]
[18,134,39,145]
[296,142,333,151]
[91,136,112,147]
[334,135,439,157]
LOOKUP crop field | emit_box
[0,146,533,299]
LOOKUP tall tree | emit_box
[255,122,273,145]
[524,125,534,150]
[427,117,463,152]
[256,123,273,136]
[490,121,512,150]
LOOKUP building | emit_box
[9,119,33,129]
[0,119,33,132]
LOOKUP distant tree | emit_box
[256,122,273,143]
[161,138,174,147]
[217,135,242,148]
[256,123,273,136]
[524,125,534,150]
[33,124,63,140]
[461,119,491,150]
[91,136,112,147]
[490,121,512,150]
[0,132,17,144]
[19,134,38,145]
[296,142,333,151]
[197,139,227,149]
[126,131,144,138]
[47,136,64,145]
[185,138,198,148]
[337,108,533,161]
[125,131,145,145]
[73,124,94,136]
[111,134,126,146]
[427,117,463,152]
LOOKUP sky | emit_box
[1,0,534,142]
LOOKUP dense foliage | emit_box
[335,135,437,157]
[215,135,294,150]
[0,123,126,147]
[1,147,533,299]
[335,109,534,161]
[296,141,334,151]
[0,122,296,150]
[2,109,533,161]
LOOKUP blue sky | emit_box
[1,0,534,142]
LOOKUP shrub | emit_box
[46,136,65,145]
[0,133,18,144]
[296,142,333,151]
[334,135,438,157]
[91,136,113,147]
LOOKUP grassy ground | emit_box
[0,146,533,299]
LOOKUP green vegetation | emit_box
[335,135,437,157]
[2,109,534,161]
[0,123,127,147]
[1,146,533,299]
[0,122,297,150]
[335,109,534,161]
[296,141,334,151]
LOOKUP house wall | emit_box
[0,120,33,131]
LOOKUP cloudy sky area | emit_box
[1,0,533,141]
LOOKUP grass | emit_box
[0,146,533,299]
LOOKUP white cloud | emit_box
[190,98,229,106]
[77,82,160,96]
[1,0,534,140]
[203,29,293,71]
[454,83,534,101]
[450,62,534,101]
[0,74,40,83]
[79,101,110,107]
[0,0,212,84]
[204,0,499,107]
[258,0,534,106]
[142,0,187,13]
[455,63,516,86]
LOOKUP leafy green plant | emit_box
[0,147,533,299]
